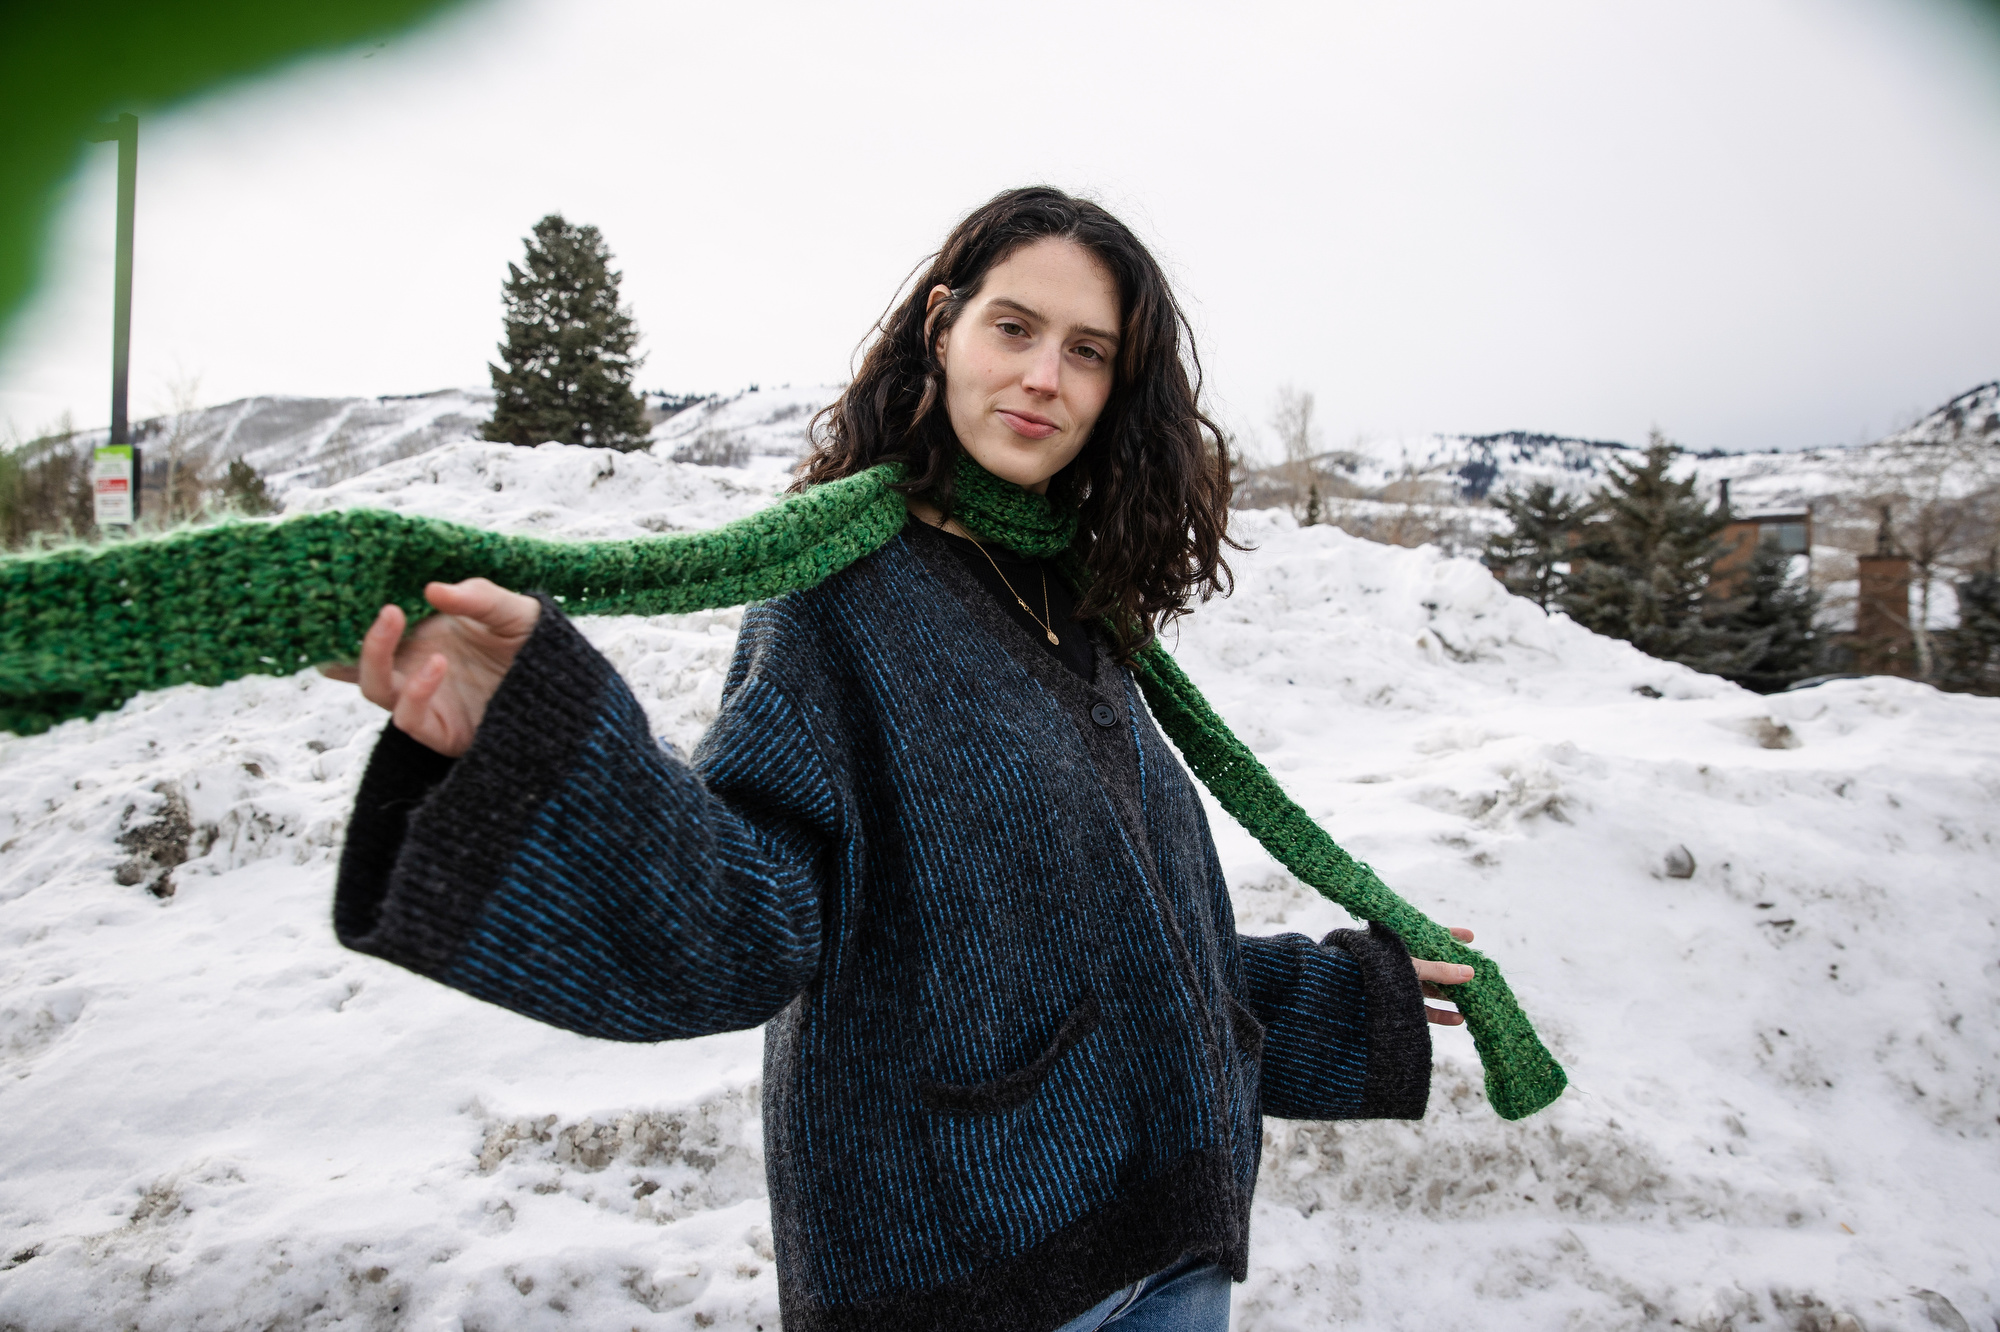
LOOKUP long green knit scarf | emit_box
[0,456,1567,1120]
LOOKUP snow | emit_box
[49,379,836,502]
[1883,383,2000,450]
[63,390,498,494]
[647,384,832,464]
[1236,430,1635,510]
[284,436,797,539]
[2,439,1996,1330]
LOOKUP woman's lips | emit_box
[996,409,1059,440]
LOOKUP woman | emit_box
[330,186,1474,1332]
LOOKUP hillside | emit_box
[79,389,497,493]
[50,383,833,497]
[1230,381,2000,637]
[1234,381,2000,514]
[19,373,1994,651]
[48,378,1997,549]
[0,438,1994,1330]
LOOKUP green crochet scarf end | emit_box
[1129,638,1570,1121]
[1481,1034,1570,1122]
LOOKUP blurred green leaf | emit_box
[0,0,479,337]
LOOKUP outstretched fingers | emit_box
[1420,976,1468,1024]
[1413,957,1474,987]
[1424,972,1472,1020]
[425,578,541,638]
[1415,926,1477,1026]
[357,604,408,709]
[392,653,450,739]
[424,577,497,618]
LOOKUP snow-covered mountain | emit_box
[76,388,498,493]
[1235,429,1636,512]
[1883,381,2000,448]
[42,374,1997,642]
[1237,381,2000,517]
[59,377,1998,534]
[648,384,828,466]
[57,383,834,497]
[1683,382,2000,518]
[1,436,1994,1329]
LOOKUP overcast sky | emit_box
[4,0,1999,457]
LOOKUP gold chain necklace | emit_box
[943,518,1060,646]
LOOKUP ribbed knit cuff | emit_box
[333,725,456,945]
[333,595,614,977]
[1327,922,1432,1119]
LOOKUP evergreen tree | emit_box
[1938,561,2000,695]
[1484,481,1586,610]
[1560,432,1731,666]
[219,457,276,515]
[1709,542,1820,693]
[1303,483,1322,527]
[483,214,648,451]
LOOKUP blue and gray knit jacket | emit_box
[334,519,1432,1332]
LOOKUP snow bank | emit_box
[285,436,794,539]
[1187,512,1998,1331]
[1,446,1994,1330]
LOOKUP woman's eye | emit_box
[997,320,1027,337]
[1074,345,1104,362]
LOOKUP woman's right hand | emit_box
[320,578,542,758]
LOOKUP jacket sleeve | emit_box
[1239,922,1432,1120]
[333,597,833,1042]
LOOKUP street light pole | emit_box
[85,114,140,528]
[85,113,138,447]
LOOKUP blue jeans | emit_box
[1051,1257,1231,1332]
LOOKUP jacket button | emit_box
[1090,703,1118,728]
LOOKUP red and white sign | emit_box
[94,445,136,526]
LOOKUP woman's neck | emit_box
[905,497,978,542]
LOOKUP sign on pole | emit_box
[94,444,140,527]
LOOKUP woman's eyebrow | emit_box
[988,296,1120,346]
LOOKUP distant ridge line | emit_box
[1458,429,1633,452]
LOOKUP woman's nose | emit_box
[1021,342,1063,397]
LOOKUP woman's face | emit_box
[928,237,1121,495]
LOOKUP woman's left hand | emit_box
[1413,926,1476,1026]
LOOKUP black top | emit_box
[916,515,1096,681]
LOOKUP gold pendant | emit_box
[1046,630,1059,645]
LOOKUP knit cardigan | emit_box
[334,519,1432,1332]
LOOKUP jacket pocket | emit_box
[919,995,1134,1257]
[920,995,1102,1114]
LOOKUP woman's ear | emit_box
[923,284,952,355]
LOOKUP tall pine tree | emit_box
[1484,481,1587,610]
[1709,542,1820,692]
[1560,432,1732,668]
[483,214,648,451]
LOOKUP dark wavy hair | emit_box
[794,185,1236,657]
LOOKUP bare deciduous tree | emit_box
[1270,385,1319,522]
[156,372,215,525]
[0,413,94,549]
[1846,430,2000,680]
